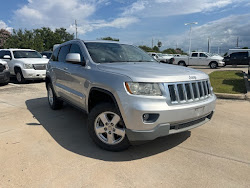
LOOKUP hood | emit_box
[210,55,223,60]
[16,58,49,64]
[97,62,208,82]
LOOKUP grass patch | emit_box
[209,71,246,94]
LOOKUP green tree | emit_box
[0,29,11,49]
[138,45,153,52]
[4,27,74,51]
[157,41,162,48]
[152,46,160,52]
[100,37,119,41]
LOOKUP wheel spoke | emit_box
[99,113,109,125]
[114,127,125,137]
[95,126,106,134]
[110,114,120,126]
[107,133,115,144]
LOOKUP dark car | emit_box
[41,51,52,59]
[0,60,10,85]
[224,51,250,66]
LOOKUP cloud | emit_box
[122,0,247,18]
[0,20,12,32]
[164,14,250,53]
[12,0,138,35]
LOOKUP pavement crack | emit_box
[178,146,250,166]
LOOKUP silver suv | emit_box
[46,39,216,151]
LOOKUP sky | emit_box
[0,0,250,54]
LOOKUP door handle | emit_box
[63,67,68,70]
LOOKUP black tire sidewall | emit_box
[88,103,130,151]
[16,70,25,83]
[210,62,218,69]
[47,83,63,110]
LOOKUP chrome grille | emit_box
[33,64,47,70]
[166,80,212,105]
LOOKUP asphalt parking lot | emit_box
[0,67,250,187]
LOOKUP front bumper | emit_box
[0,71,10,83]
[218,61,225,67]
[117,91,216,141]
[126,111,214,141]
[22,69,46,80]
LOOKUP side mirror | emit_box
[66,53,85,65]
[3,55,11,59]
[42,55,47,58]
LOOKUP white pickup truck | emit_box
[173,52,225,69]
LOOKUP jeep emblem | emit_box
[189,75,197,80]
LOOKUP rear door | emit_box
[240,52,249,65]
[52,44,71,98]
[189,53,199,65]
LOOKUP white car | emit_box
[0,49,49,83]
[148,52,170,63]
[173,52,225,69]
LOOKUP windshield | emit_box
[13,51,42,59]
[85,42,155,63]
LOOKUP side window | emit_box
[51,47,60,61]
[0,51,5,59]
[58,45,71,62]
[191,53,198,57]
[5,51,12,59]
[239,52,248,58]
[200,53,207,57]
[231,53,239,58]
[69,44,84,62]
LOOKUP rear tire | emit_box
[47,83,63,110]
[178,61,186,66]
[16,69,26,84]
[88,103,130,151]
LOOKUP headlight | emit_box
[24,63,33,69]
[125,82,162,96]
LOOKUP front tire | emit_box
[210,62,218,69]
[16,69,26,84]
[88,103,130,151]
[47,83,63,110]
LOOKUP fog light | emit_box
[143,113,149,121]
[142,113,159,123]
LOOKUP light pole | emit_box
[184,22,198,55]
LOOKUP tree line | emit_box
[0,27,74,52]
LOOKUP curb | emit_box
[215,71,250,101]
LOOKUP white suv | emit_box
[0,49,49,83]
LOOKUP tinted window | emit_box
[0,51,5,59]
[58,45,71,62]
[69,44,84,62]
[51,47,60,61]
[191,53,198,57]
[85,42,155,63]
[200,53,207,57]
[13,51,42,58]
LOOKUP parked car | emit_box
[0,59,10,85]
[0,49,49,83]
[148,52,169,63]
[162,54,174,63]
[224,50,250,66]
[173,52,225,69]
[41,51,52,59]
[46,39,216,151]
